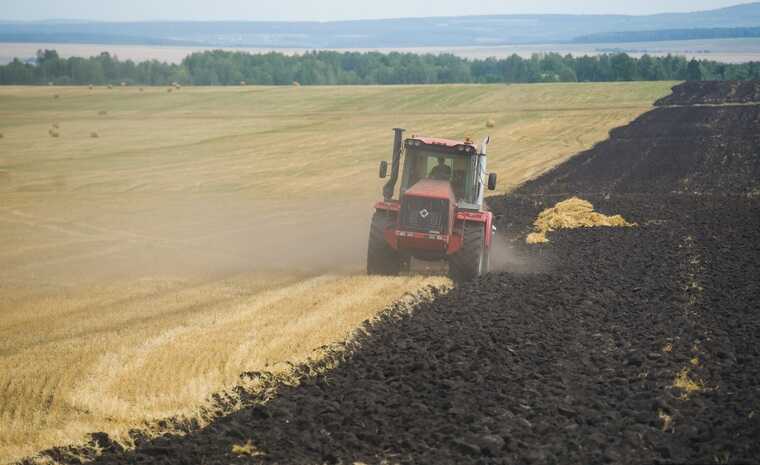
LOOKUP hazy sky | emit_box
[0,0,751,21]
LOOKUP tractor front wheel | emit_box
[449,224,488,282]
[367,211,401,276]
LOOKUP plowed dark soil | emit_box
[517,104,760,196]
[24,83,760,465]
[655,80,760,106]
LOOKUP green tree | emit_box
[5,48,760,86]
[687,59,704,81]
[611,54,637,80]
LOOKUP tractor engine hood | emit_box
[398,179,456,238]
[403,179,455,200]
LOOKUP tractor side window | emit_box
[451,156,470,200]
[408,154,427,186]
[451,169,466,199]
[465,155,478,203]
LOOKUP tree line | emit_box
[2,49,760,86]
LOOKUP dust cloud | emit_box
[82,198,542,281]
[229,200,373,274]
[2,193,544,287]
[489,230,546,274]
[0,195,378,288]
[126,198,377,278]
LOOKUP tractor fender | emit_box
[455,211,493,248]
[374,200,400,213]
[374,201,400,250]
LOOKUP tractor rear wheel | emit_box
[449,223,487,282]
[367,211,401,276]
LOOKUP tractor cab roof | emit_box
[405,136,479,155]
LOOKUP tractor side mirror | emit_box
[379,160,388,178]
[487,173,497,190]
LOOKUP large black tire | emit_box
[449,223,487,282]
[367,211,401,276]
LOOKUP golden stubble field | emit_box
[0,82,674,462]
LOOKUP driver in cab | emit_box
[429,157,452,180]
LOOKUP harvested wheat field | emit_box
[0,82,674,463]
[20,81,760,465]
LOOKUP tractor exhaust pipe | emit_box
[383,127,405,200]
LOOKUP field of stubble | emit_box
[0,82,673,462]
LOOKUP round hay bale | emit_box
[53,94,60,99]
[167,88,173,93]
[98,110,108,116]
[49,129,60,138]
[139,87,144,92]
[108,85,113,90]
[90,131,99,138]
[292,81,301,87]
[0,133,4,139]
[486,118,496,128]
[240,81,246,86]
[52,123,59,129]
[88,84,93,90]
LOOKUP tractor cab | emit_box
[369,128,498,282]
[400,137,479,204]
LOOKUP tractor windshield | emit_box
[400,147,478,203]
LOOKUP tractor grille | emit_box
[399,196,449,233]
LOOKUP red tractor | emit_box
[367,128,497,282]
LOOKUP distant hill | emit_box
[1,2,760,48]
[0,33,198,46]
[573,26,760,43]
